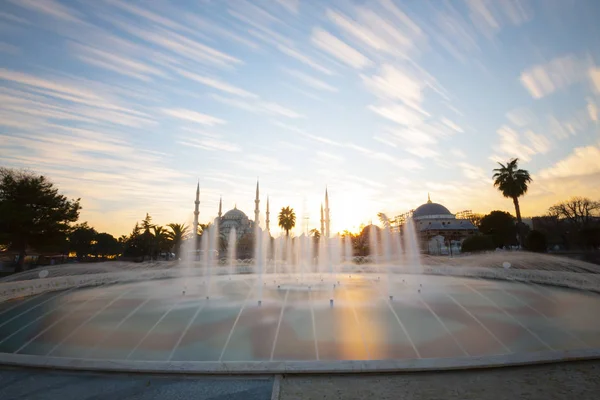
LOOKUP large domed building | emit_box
[218,205,254,239]
[410,195,478,254]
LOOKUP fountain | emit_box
[3,210,600,375]
[227,228,236,278]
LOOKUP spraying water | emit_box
[227,228,236,278]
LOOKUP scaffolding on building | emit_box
[391,210,414,232]
[455,209,474,221]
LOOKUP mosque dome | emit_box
[412,195,454,220]
[223,207,248,221]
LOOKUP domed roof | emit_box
[412,197,453,219]
[223,207,248,220]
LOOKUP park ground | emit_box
[1,360,600,400]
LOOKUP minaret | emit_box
[266,196,270,233]
[320,203,325,236]
[254,180,260,227]
[193,181,200,247]
[218,196,222,219]
[324,187,330,238]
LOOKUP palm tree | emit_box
[309,228,321,239]
[166,223,189,259]
[492,158,532,246]
[278,206,296,237]
[152,225,169,260]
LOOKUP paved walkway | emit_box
[2,361,600,399]
[0,368,273,400]
[279,360,600,399]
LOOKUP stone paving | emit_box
[279,360,600,400]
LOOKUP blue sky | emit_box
[1,0,599,236]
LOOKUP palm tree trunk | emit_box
[513,197,525,247]
[512,197,523,223]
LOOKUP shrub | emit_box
[461,235,496,253]
[526,230,547,253]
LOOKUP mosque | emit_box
[191,181,331,241]
[395,195,479,255]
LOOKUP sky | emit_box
[1,0,600,237]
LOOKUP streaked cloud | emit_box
[311,28,371,69]
[520,54,591,99]
[8,0,83,23]
[175,68,257,97]
[163,108,225,126]
[284,69,337,92]
[538,145,600,179]
[213,95,303,119]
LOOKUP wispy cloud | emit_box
[368,104,429,127]
[311,28,371,69]
[520,54,591,99]
[175,68,257,97]
[71,43,166,81]
[0,42,19,54]
[212,95,303,119]
[275,0,299,14]
[8,0,83,23]
[465,0,533,37]
[279,45,334,75]
[362,64,423,106]
[284,69,337,92]
[163,108,225,126]
[538,145,600,179]
[178,136,241,152]
[493,125,551,162]
[112,22,241,68]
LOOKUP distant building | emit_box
[397,194,479,255]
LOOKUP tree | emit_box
[152,225,169,259]
[0,168,80,271]
[278,206,296,236]
[166,223,189,259]
[548,197,600,229]
[492,158,532,246]
[69,222,97,260]
[479,211,517,249]
[468,213,485,229]
[548,197,600,249]
[309,228,321,239]
[139,214,154,260]
[95,232,121,258]
[526,230,547,253]
[461,235,496,253]
[377,212,391,229]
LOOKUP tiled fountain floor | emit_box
[1,274,599,363]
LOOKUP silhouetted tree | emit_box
[95,232,121,258]
[0,168,80,271]
[278,206,296,236]
[479,211,517,249]
[152,225,169,259]
[166,223,189,259]
[461,235,496,253]
[526,230,547,253]
[468,213,485,229]
[377,212,391,229]
[69,222,97,260]
[493,158,532,246]
[548,197,600,229]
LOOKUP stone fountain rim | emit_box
[2,265,600,303]
[0,349,600,375]
[1,267,600,373]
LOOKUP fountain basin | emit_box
[1,272,600,374]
